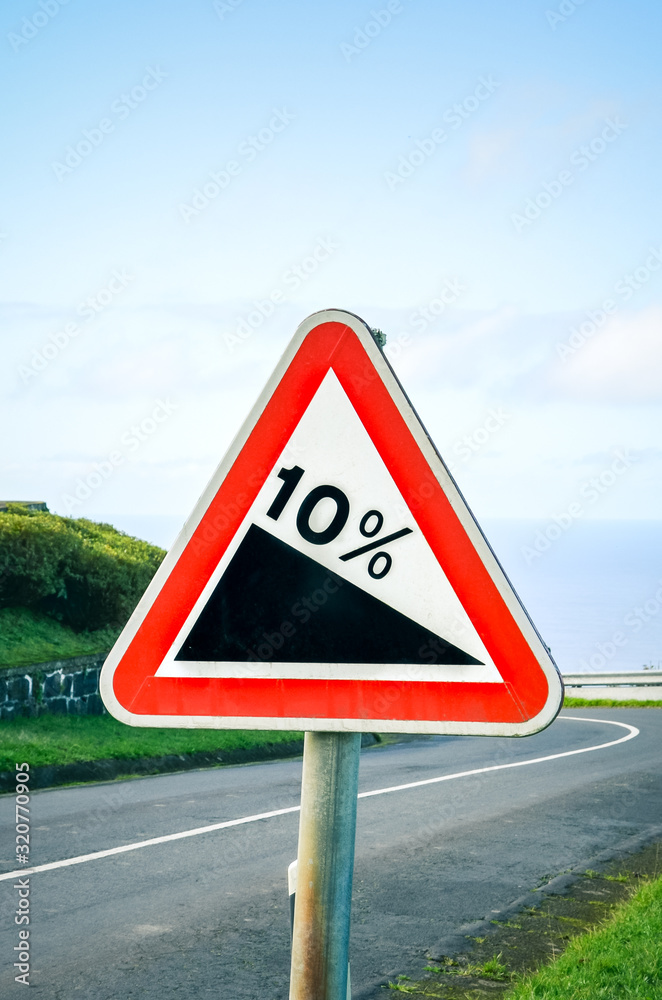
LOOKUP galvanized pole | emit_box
[289,731,361,1000]
[289,859,352,999]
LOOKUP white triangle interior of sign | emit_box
[156,370,502,683]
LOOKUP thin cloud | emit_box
[552,306,662,402]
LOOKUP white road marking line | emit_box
[357,716,639,798]
[0,804,302,882]
[0,716,639,882]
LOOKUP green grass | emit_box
[0,713,302,771]
[389,955,509,991]
[0,606,119,668]
[564,696,662,708]
[504,874,662,999]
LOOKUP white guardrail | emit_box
[562,672,662,687]
[561,671,662,701]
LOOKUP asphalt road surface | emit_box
[1,708,661,998]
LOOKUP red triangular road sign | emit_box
[100,310,563,735]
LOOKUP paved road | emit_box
[1,708,661,998]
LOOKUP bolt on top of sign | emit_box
[100,310,563,736]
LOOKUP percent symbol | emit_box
[266,467,413,580]
[339,509,412,579]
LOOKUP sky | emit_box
[2,0,661,557]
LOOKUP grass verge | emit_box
[503,871,662,999]
[384,841,661,997]
[564,696,662,708]
[0,713,301,771]
[0,607,118,668]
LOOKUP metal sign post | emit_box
[289,732,361,1000]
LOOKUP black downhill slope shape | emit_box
[175,524,483,665]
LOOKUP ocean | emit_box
[484,518,662,675]
[107,514,662,677]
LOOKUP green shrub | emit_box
[0,509,164,631]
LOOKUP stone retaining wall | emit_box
[0,654,108,720]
